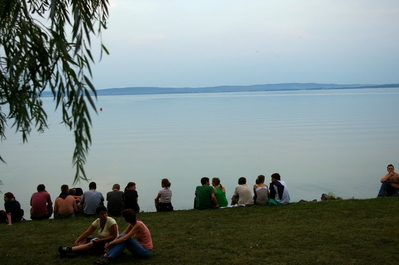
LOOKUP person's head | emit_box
[3,192,14,201]
[125,182,136,191]
[37,184,45,192]
[69,188,76,195]
[212,177,221,187]
[122,209,137,225]
[96,205,108,219]
[271,173,281,181]
[387,164,395,173]
[161,178,171,188]
[257,175,265,184]
[112,184,120,190]
[238,177,246,185]
[61,184,69,193]
[201,177,210,185]
[89,182,97,190]
[75,187,83,196]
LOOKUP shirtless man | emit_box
[54,185,78,218]
[377,164,399,197]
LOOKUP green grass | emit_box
[1,198,398,264]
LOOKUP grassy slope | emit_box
[1,198,398,265]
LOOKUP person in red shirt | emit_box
[30,184,53,220]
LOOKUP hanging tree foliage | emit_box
[0,0,109,184]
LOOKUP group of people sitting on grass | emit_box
[58,206,153,264]
[194,173,290,210]
[0,178,172,226]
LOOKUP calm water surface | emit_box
[2,87,399,217]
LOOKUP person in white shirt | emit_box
[231,177,254,206]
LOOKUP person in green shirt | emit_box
[212,177,228,207]
[194,177,218,210]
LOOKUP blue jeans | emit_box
[378,181,399,197]
[107,234,152,259]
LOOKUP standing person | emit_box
[269,173,290,205]
[253,175,269,205]
[54,184,78,219]
[212,177,228,207]
[0,192,24,225]
[231,177,254,206]
[106,184,125,217]
[195,177,219,210]
[81,182,104,217]
[58,206,119,257]
[93,209,152,264]
[30,184,53,220]
[124,182,140,214]
[377,164,399,197]
[154,178,174,212]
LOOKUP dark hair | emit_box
[125,182,136,191]
[122,209,137,225]
[238,177,246,185]
[387,164,394,168]
[96,205,107,215]
[201,177,209,185]
[112,184,120,190]
[271,173,281,180]
[4,192,15,199]
[37,184,45,192]
[89,182,97,189]
[257,175,265,183]
[161,178,171,188]
[61,184,69,193]
[75,188,83,196]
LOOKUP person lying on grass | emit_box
[93,209,153,264]
[58,206,118,256]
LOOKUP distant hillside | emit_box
[42,83,399,97]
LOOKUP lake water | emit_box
[2,87,399,218]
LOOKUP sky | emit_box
[89,0,399,89]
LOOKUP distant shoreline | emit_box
[42,83,399,97]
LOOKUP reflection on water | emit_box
[2,87,399,216]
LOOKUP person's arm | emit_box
[381,173,393,183]
[48,194,53,206]
[92,224,118,243]
[120,224,133,235]
[105,222,142,249]
[74,225,96,246]
[72,198,78,213]
[211,194,219,207]
[154,192,161,202]
[6,213,12,225]
[80,194,85,205]
[54,199,59,214]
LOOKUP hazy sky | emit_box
[90,0,399,89]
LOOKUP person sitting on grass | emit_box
[253,175,269,205]
[269,173,290,205]
[58,206,118,257]
[194,177,219,210]
[154,178,174,212]
[377,164,399,197]
[0,192,24,225]
[54,184,78,219]
[231,177,254,206]
[212,177,228,207]
[93,209,153,264]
